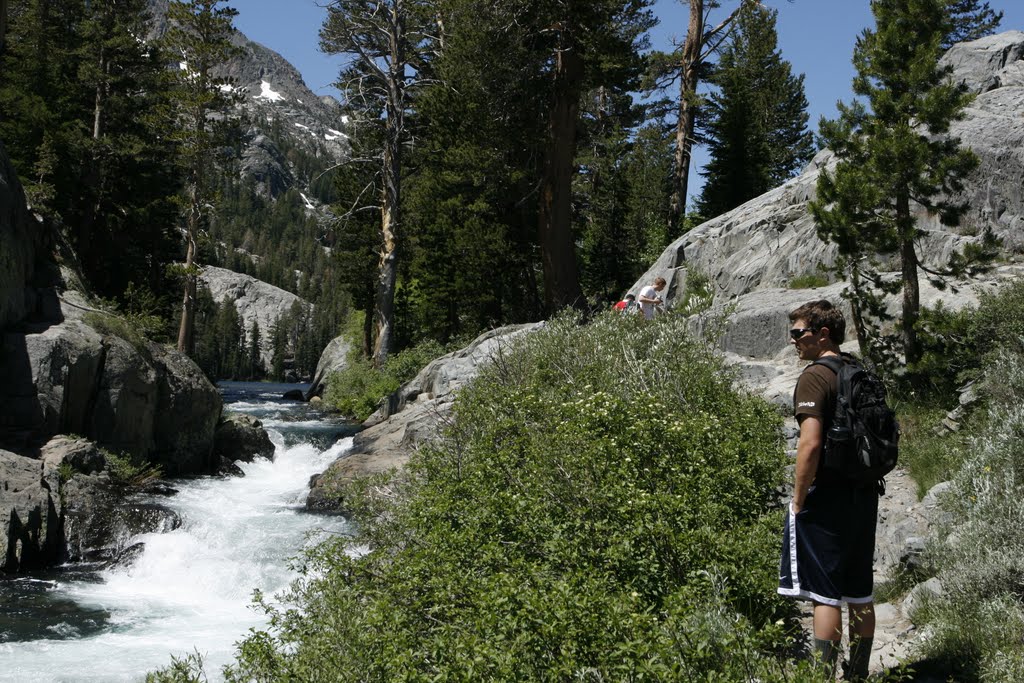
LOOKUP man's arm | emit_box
[792,415,823,513]
[638,290,662,304]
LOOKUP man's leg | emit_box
[812,601,842,678]
[846,602,875,680]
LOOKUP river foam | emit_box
[1,384,354,682]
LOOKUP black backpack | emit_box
[813,354,900,484]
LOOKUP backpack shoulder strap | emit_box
[812,355,845,375]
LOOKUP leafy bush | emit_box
[102,449,163,489]
[680,267,714,316]
[83,311,151,353]
[220,312,819,682]
[324,339,445,420]
[913,280,1024,400]
[146,651,207,683]
[911,348,1024,681]
[86,282,170,347]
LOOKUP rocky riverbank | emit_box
[1,139,275,574]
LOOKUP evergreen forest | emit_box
[0,0,820,380]
[8,0,1024,681]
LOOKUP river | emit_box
[0,382,356,682]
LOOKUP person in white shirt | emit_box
[637,277,666,320]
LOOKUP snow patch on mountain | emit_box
[256,80,286,102]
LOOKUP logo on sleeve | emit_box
[797,401,816,408]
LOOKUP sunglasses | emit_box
[789,327,817,341]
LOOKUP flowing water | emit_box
[0,382,356,682]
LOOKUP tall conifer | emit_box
[943,0,1002,49]
[811,0,995,366]
[696,3,812,220]
[163,0,240,356]
[320,0,433,367]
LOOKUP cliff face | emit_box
[0,140,45,331]
[199,265,312,369]
[631,31,1024,333]
[147,0,347,202]
[0,142,223,574]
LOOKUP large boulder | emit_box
[13,319,106,440]
[631,31,1024,309]
[89,335,159,458]
[0,449,62,572]
[305,334,352,400]
[39,435,105,476]
[213,414,275,464]
[149,343,222,475]
[0,312,222,476]
[199,265,312,370]
[307,323,544,511]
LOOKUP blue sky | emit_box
[233,0,1024,201]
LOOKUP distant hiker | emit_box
[777,300,879,681]
[637,277,666,320]
[614,294,638,314]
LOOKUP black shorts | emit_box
[778,483,879,606]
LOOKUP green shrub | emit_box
[146,651,207,683]
[222,312,820,682]
[894,404,968,498]
[83,311,151,353]
[102,449,163,489]
[323,339,446,420]
[680,267,714,316]
[787,273,830,289]
[911,348,1024,681]
[912,280,1024,401]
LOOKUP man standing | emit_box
[778,300,878,681]
[637,277,666,320]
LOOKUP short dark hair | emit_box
[789,299,845,345]
[625,293,635,300]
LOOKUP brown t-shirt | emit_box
[793,361,840,485]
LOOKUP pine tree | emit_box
[73,0,181,295]
[320,0,433,367]
[622,123,673,268]
[247,318,262,380]
[810,0,996,367]
[943,0,1002,49]
[163,0,240,356]
[0,0,182,300]
[533,0,655,312]
[0,0,86,207]
[696,2,813,220]
[575,87,645,303]
[403,0,550,345]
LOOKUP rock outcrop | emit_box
[212,414,275,466]
[0,448,62,571]
[307,323,543,511]
[625,32,1024,408]
[304,334,352,400]
[2,435,188,571]
[0,313,222,475]
[199,265,311,371]
[632,31,1024,322]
